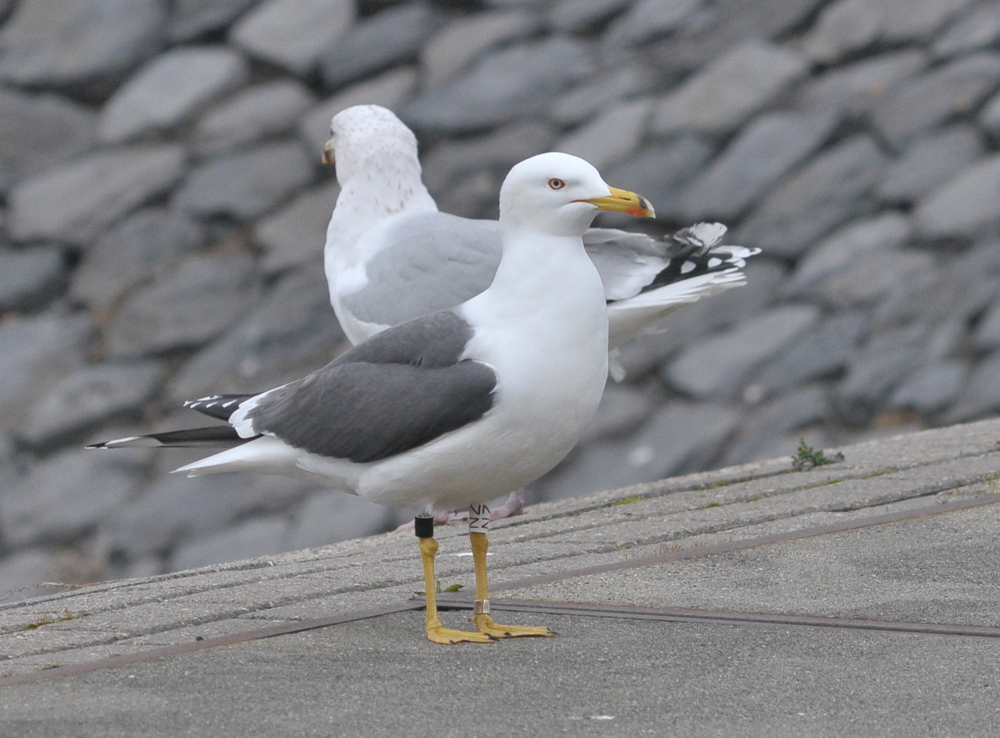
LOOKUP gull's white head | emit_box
[499,152,655,238]
[324,105,422,187]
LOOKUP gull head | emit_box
[324,105,421,187]
[499,152,655,237]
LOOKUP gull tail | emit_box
[607,222,760,350]
[87,425,246,450]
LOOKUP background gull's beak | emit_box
[583,186,655,218]
[322,137,335,166]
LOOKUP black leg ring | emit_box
[414,514,434,538]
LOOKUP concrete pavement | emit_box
[2,418,1000,736]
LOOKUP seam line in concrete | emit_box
[432,598,1000,639]
[0,601,421,689]
[487,493,1000,592]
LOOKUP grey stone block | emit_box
[614,260,787,380]
[106,473,310,560]
[422,121,557,217]
[579,381,661,445]
[980,89,1000,136]
[174,140,315,220]
[872,52,1000,148]
[681,111,838,220]
[652,41,808,136]
[421,121,556,195]
[20,360,168,446]
[786,212,913,296]
[603,136,714,222]
[0,314,96,429]
[0,449,140,548]
[298,68,419,155]
[193,80,315,159]
[980,86,1000,138]
[722,386,828,466]
[794,50,928,117]
[624,401,742,479]
[403,37,593,132]
[914,153,1000,239]
[284,491,393,551]
[0,0,165,93]
[737,136,888,258]
[804,0,975,63]
[319,4,441,88]
[171,516,290,571]
[168,0,259,42]
[603,0,701,47]
[538,401,740,501]
[889,360,967,414]
[834,325,929,425]
[534,434,641,502]
[421,9,540,90]
[972,296,1000,353]
[255,181,340,274]
[549,65,654,126]
[934,2,1000,58]
[0,246,65,311]
[944,351,1000,423]
[554,98,654,170]
[0,88,96,193]
[0,548,59,604]
[8,144,186,245]
[815,248,936,308]
[876,125,984,204]
[667,305,820,399]
[165,267,346,403]
[229,0,355,75]
[874,240,1000,330]
[646,0,826,74]
[105,253,262,358]
[70,208,206,312]
[98,46,250,143]
[750,312,868,397]
[549,0,630,33]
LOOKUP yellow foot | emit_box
[426,624,496,645]
[472,613,554,639]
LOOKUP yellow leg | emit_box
[419,536,493,645]
[469,531,553,639]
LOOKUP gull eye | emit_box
[548,178,566,190]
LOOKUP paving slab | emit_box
[3,611,1000,738]
[1,419,1000,735]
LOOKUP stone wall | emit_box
[2,0,999,598]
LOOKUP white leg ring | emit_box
[468,503,490,533]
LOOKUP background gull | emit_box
[322,105,755,353]
[90,152,653,644]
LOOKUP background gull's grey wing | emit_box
[583,228,672,301]
[340,211,502,328]
[243,311,498,464]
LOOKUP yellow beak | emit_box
[322,137,335,166]
[582,186,655,218]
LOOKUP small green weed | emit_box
[20,609,79,631]
[610,496,642,507]
[415,581,464,597]
[791,439,844,472]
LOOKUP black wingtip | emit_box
[87,426,247,450]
